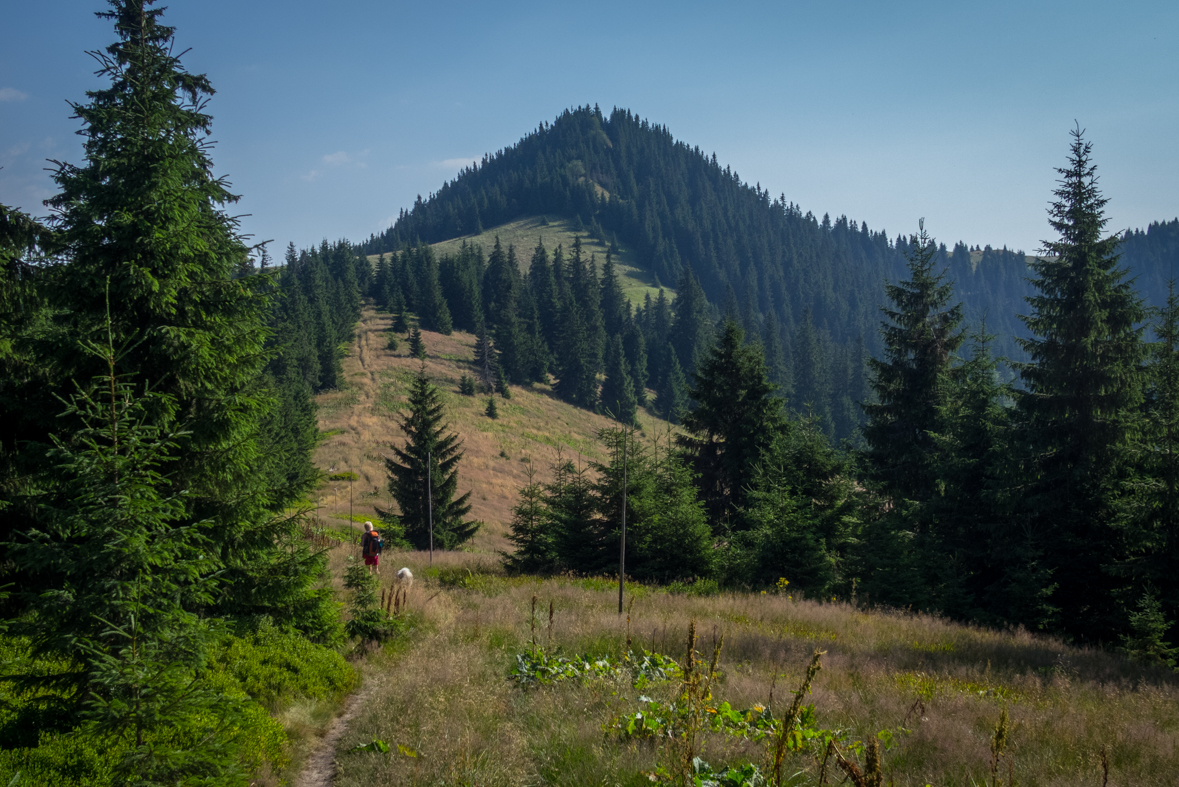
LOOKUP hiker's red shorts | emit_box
[364,555,379,566]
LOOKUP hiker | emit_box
[361,521,383,574]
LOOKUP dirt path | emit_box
[292,677,376,787]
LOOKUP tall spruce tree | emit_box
[1123,280,1179,627]
[862,221,964,503]
[502,461,557,574]
[1017,127,1147,640]
[7,0,333,628]
[378,364,477,550]
[656,344,690,425]
[678,321,785,530]
[600,334,638,424]
[671,267,713,378]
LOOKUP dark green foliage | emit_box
[679,321,785,529]
[547,455,606,574]
[530,239,561,348]
[386,331,400,352]
[608,429,715,582]
[409,327,426,359]
[379,365,477,550]
[655,344,690,425]
[495,366,512,399]
[7,355,242,782]
[502,462,557,574]
[1017,128,1148,640]
[485,396,499,419]
[0,3,351,779]
[761,307,792,400]
[459,374,476,396]
[438,242,485,334]
[1119,280,1179,630]
[501,431,713,581]
[343,560,394,643]
[863,221,964,503]
[1120,592,1178,668]
[623,326,649,406]
[791,309,833,436]
[924,329,1018,622]
[392,293,409,333]
[671,268,714,379]
[553,291,601,408]
[473,321,496,391]
[729,419,859,595]
[407,245,452,335]
[600,335,638,424]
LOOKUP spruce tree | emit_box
[656,344,690,425]
[495,366,512,399]
[1017,127,1148,639]
[791,309,832,436]
[502,461,557,574]
[391,288,409,333]
[530,238,561,348]
[485,396,499,419]
[9,359,248,782]
[671,267,713,378]
[862,220,964,503]
[599,251,627,336]
[623,326,649,406]
[679,321,785,529]
[926,328,1016,621]
[409,327,426,359]
[379,365,477,550]
[473,320,496,391]
[15,0,331,629]
[599,334,638,424]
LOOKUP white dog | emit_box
[396,567,414,587]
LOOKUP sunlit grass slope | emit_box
[310,303,672,554]
[368,215,670,307]
[332,553,1179,787]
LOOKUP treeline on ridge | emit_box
[358,105,1178,445]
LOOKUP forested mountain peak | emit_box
[360,106,1176,443]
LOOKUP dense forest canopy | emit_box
[359,106,1176,442]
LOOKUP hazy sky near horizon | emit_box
[2,0,1176,257]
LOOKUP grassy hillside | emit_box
[372,215,671,307]
[309,302,673,553]
[324,553,1179,787]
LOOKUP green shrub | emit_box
[214,618,358,706]
[0,620,357,786]
[665,578,721,597]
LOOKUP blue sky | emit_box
[2,0,1176,257]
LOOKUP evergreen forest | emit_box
[2,2,1179,784]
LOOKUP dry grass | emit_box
[328,554,1179,786]
[311,303,672,554]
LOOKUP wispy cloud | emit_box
[0,88,28,102]
[301,148,370,181]
[436,157,478,170]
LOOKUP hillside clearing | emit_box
[310,302,672,553]
[369,215,671,307]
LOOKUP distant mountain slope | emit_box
[426,215,666,307]
[359,106,1177,435]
